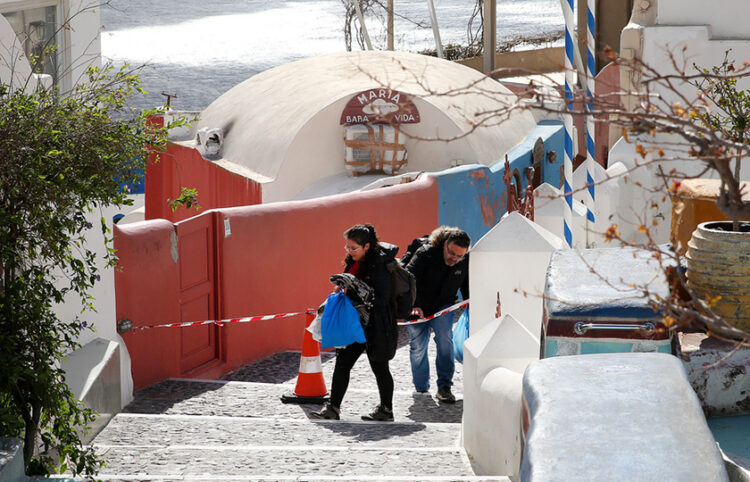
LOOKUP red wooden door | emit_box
[176,213,219,373]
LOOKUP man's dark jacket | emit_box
[405,243,469,317]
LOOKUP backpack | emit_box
[399,235,430,268]
[386,259,417,320]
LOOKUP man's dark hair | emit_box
[428,226,470,249]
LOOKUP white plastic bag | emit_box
[307,312,322,342]
[306,301,325,342]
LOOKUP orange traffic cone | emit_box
[280,312,329,404]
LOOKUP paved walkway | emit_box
[88,325,511,481]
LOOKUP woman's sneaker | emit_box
[310,403,340,420]
[436,386,456,403]
[361,404,394,422]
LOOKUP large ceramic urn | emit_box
[685,221,750,332]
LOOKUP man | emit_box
[405,226,470,403]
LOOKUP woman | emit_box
[311,224,399,421]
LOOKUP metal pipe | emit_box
[352,0,373,50]
[387,0,394,50]
[574,322,656,335]
[482,0,496,74]
[426,0,444,58]
[558,0,585,83]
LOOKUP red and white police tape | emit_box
[397,299,469,326]
[129,309,316,331]
[126,299,469,332]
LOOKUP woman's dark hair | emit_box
[343,223,381,276]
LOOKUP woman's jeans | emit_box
[407,309,454,392]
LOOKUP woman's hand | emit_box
[333,285,345,294]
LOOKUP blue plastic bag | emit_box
[452,309,469,364]
[321,292,366,349]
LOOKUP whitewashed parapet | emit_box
[462,314,539,477]
[657,0,750,38]
[533,182,586,249]
[469,212,564,337]
[606,136,673,245]
[605,132,750,247]
[572,159,619,247]
[521,353,728,481]
[61,338,123,442]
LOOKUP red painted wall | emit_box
[146,142,262,222]
[216,175,438,372]
[117,175,438,389]
[572,62,620,167]
[594,62,620,167]
[114,219,182,390]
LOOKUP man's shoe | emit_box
[361,404,394,422]
[436,386,456,403]
[415,389,429,394]
[310,403,340,420]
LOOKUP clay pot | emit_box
[686,221,750,331]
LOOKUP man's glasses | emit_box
[446,246,465,260]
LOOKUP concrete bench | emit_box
[0,438,25,481]
[521,352,728,481]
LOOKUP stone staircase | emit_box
[86,327,511,481]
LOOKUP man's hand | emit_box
[410,307,424,319]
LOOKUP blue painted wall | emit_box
[434,121,564,244]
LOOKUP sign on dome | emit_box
[340,88,420,125]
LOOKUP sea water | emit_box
[101,0,563,111]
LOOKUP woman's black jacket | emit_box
[344,245,398,362]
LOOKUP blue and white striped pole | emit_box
[585,0,596,245]
[562,0,575,248]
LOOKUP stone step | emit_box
[93,446,475,480]
[220,338,464,390]
[95,413,461,448]
[89,476,511,482]
[86,331,477,481]
[124,378,464,424]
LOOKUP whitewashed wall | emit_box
[469,212,564,338]
[0,14,40,91]
[617,1,750,243]
[533,183,587,249]
[573,159,615,247]
[462,314,539,476]
[605,129,750,247]
[0,0,101,93]
[64,0,102,92]
[657,0,749,39]
[54,207,134,409]
[265,97,476,203]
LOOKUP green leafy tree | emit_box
[692,51,750,230]
[0,63,180,476]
